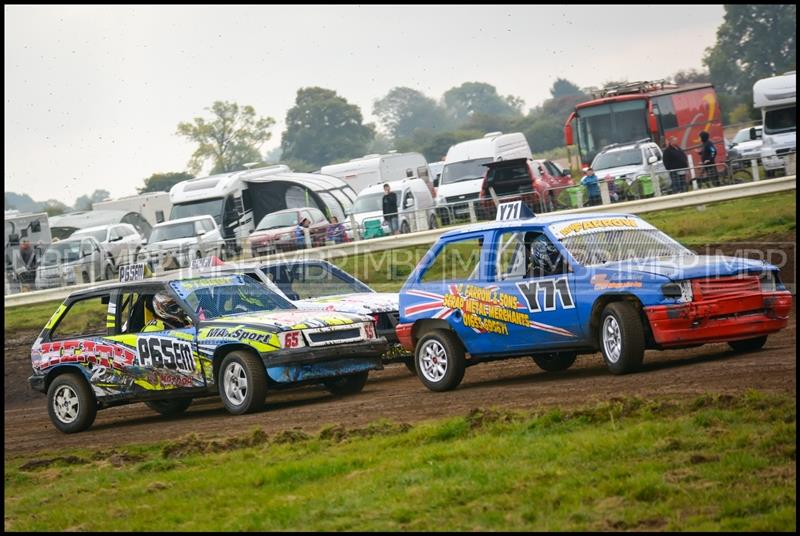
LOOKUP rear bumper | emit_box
[644,291,792,347]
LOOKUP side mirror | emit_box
[647,155,658,165]
[749,127,757,140]
[433,177,440,188]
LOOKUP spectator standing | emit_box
[382,183,399,235]
[697,131,718,187]
[580,167,602,206]
[663,136,689,193]
[294,217,310,249]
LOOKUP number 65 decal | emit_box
[282,331,301,348]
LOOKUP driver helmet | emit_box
[152,291,185,326]
[531,235,560,274]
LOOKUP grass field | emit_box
[4,191,795,333]
[3,391,795,531]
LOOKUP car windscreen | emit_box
[170,274,296,319]
[560,229,692,266]
[256,211,299,230]
[42,241,85,266]
[592,148,643,170]
[764,106,796,135]
[732,128,758,144]
[149,222,195,243]
[71,229,107,242]
[170,198,224,226]
[350,192,384,214]
[440,158,493,185]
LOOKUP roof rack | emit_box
[591,80,676,99]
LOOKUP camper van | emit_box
[753,72,796,177]
[320,152,432,194]
[169,165,357,255]
[435,132,532,222]
[48,210,152,241]
[94,191,172,227]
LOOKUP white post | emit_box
[598,180,610,205]
[751,158,760,181]
[468,201,477,223]
[349,213,360,241]
[303,227,312,249]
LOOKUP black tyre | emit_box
[218,351,267,415]
[145,397,193,417]
[47,373,97,433]
[323,370,369,395]
[415,329,466,392]
[532,351,577,372]
[598,302,645,375]
[728,336,767,353]
[401,355,416,374]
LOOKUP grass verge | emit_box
[3,391,795,531]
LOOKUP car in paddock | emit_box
[138,215,224,271]
[28,270,388,432]
[206,258,414,371]
[396,203,793,392]
[35,236,114,289]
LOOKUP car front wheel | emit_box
[47,373,97,433]
[323,371,369,395]
[415,329,465,392]
[728,336,767,353]
[218,351,267,415]
[145,398,193,417]
[599,302,645,375]
[532,351,577,372]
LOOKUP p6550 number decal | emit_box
[136,336,195,372]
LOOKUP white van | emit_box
[348,178,436,237]
[320,152,432,194]
[435,132,532,220]
[753,72,796,177]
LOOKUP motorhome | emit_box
[320,152,432,194]
[94,191,172,226]
[435,132,532,222]
[48,209,153,241]
[752,72,796,177]
[168,165,357,255]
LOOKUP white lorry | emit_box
[94,191,172,227]
[435,132,532,223]
[320,152,433,194]
[752,71,796,177]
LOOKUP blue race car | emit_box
[396,207,792,391]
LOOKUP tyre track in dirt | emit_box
[5,305,794,458]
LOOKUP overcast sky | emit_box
[5,4,725,205]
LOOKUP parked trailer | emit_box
[320,152,433,194]
[564,81,727,170]
[169,165,357,255]
[94,191,172,227]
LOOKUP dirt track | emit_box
[5,304,795,458]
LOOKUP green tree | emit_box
[550,78,583,98]
[176,101,275,175]
[138,172,195,194]
[703,5,796,96]
[671,69,711,84]
[442,82,524,124]
[281,87,375,168]
[74,189,111,211]
[43,200,69,217]
[373,87,451,141]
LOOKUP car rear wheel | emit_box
[599,302,645,375]
[47,373,97,433]
[218,351,267,415]
[145,398,193,417]
[323,371,369,395]
[415,329,465,392]
[728,336,767,353]
[532,351,577,372]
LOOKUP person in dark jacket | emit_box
[663,136,689,193]
[697,131,719,187]
[382,183,399,235]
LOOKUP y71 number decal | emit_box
[516,276,575,312]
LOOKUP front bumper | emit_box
[260,338,388,367]
[645,291,792,347]
[29,374,46,393]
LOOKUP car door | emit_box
[107,285,207,391]
[107,226,124,264]
[491,228,582,351]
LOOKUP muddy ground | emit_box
[5,302,795,458]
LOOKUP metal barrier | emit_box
[5,174,797,302]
